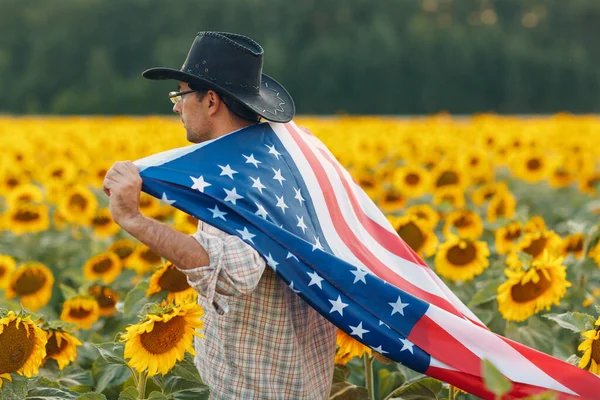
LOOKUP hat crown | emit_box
[181,32,263,94]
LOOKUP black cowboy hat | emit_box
[143,31,295,123]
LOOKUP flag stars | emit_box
[265,253,279,271]
[350,268,368,284]
[328,295,349,316]
[307,271,324,289]
[275,194,288,213]
[236,227,255,243]
[288,281,301,294]
[312,236,324,252]
[218,164,238,179]
[250,176,266,194]
[223,187,243,205]
[399,337,414,354]
[371,345,389,355]
[389,296,409,316]
[349,322,370,339]
[208,204,227,221]
[293,187,305,205]
[243,153,261,168]
[266,144,281,159]
[190,175,211,192]
[296,215,307,234]
[272,168,286,185]
[254,202,268,219]
[286,252,299,261]
[161,192,176,205]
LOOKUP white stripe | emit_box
[269,123,368,270]
[429,356,457,371]
[426,269,484,324]
[425,307,575,394]
[289,123,452,303]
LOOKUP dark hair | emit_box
[189,84,260,123]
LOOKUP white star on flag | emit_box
[275,194,288,213]
[371,345,389,355]
[286,252,299,261]
[224,187,243,205]
[379,320,390,329]
[312,236,324,251]
[236,227,255,243]
[208,204,227,221]
[272,168,286,185]
[349,322,370,339]
[399,337,414,354]
[243,153,261,168]
[293,187,305,205]
[389,296,409,316]
[307,270,324,289]
[288,281,301,294]
[254,202,268,219]
[328,295,349,316]
[250,176,266,194]
[350,267,368,284]
[190,175,211,192]
[296,215,307,234]
[265,253,279,270]
[218,164,238,179]
[266,144,281,159]
[161,192,176,205]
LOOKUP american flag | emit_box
[135,121,598,399]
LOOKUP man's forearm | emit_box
[118,213,209,270]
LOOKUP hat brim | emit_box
[142,67,294,123]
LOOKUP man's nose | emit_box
[173,102,181,114]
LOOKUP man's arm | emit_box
[103,160,207,270]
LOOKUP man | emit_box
[103,32,337,399]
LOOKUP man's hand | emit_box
[103,161,143,228]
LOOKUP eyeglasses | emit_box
[168,89,197,104]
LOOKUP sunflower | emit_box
[108,239,137,267]
[91,208,120,238]
[393,165,430,198]
[353,168,379,199]
[88,161,112,188]
[434,237,490,282]
[578,318,600,375]
[388,215,438,257]
[506,229,563,269]
[147,262,197,304]
[560,233,585,260]
[548,161,574,189]
[83,251,123,284]
[431,163,468,190]
[404,204,439,230]
[376,186,407,214]
[6,262,54,311]
[41,160,78,186]
[121,302,205,376]
[495,221,523,255]
[0,254,16,289]
[588,241,600,267]
[511,151,550,183]
[174,210,199,235]
[443,209,484,240]
[524,216,547,233]
[43,329,82,370]
[497,252,571,322]
[583,289,600,308]
[58,184,98,226]
[5,183,44,208]
[459,148,493,183]
[60,296,100,330]
[129,245,164,275]
[432,186,466,209]
[470,182,508,206]
[139,193,162,218]
[334,329,371,365]
[4,203,50,235]
[0,310,47,388]
[486,190,516,223]
[0,166,29,194]
[578,171,600,196]
[89,285,120,317]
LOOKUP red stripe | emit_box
[283,123,466,318]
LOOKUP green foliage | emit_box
[482,359,512,397]
[543,311,597,333]
[383,377,442,400]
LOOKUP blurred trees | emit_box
[0,0,599,115]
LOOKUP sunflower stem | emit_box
[127,366,138,388]
[137,370,147,400]
[363,353,375,400]
[449,385,456,399]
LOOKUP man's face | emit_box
[172,81,212,143]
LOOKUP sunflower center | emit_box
[446,242,476,266]
[405,173,420,186]
[592,338,600,364]
[92,259,114,273]
[495,199,506,216]
[69,306,92,319]
[68,194,88,211]
[90,287,117,308]
[384,191,403,203]
[483,191,495,201]
[13,209,40,222]
[7,178,19,188]
[113,246,134,260]
[140,316,186,355]
[522,237,548,258]
[359,177,375,189]
[435,171,459,187]
[504,228,522,241]
[526,159,542,171]
[511,270,552,303]
[14,269,47,295]
[396,222,425,252]
[469,157,480,167]
[141,249,162,264]
[588,177,600,189]
[140,198,152,208]
[158,267,191,293]
[453,216,472,228]
[52,169,64,178]
[0,266,6,278]
[0,321,35,374]
[18,194,33,202]
[92,216,111,226]
[46,333,68,357]
[567,238,583,252]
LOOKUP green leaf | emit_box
[170,387,211,400]
[92,361,131,393]
[75,393,107,400]
[163,376,202,394]
[147,392,169,400]
[122,280,150,320]
[467,278,503,307]
[482,359,512,396]
[58,367,94,389]
[25,387,79,400]
[332,365,351,383]
[504,317,554,354]
[168,354,203,384]
[544,312,596,333]
[117,387,139,400]
[0,375,31,400]
[384,378,441,400]
[328,382,369,400]
[60,284,79,300]
[94,342,127,366]
[377,369,405,399]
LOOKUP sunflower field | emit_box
[0,115,599,400]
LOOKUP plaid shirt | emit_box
[178,220,337,400]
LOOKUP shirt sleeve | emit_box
[177,227,266,315]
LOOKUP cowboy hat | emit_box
[142,31,295,123]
